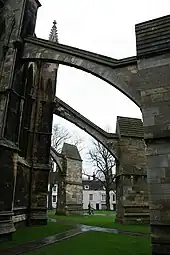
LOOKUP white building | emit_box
[48,176,116,211]
[82,179,116,211]
[48,184,58,209]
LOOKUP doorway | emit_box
[96,203,99,210]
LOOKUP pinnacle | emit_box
[49,20,59,43]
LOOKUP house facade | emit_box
[82,179,116,211]
[49,180,116,211]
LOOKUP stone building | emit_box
[115,117,149,224]
[1,1,170,252]
[50,143,83,215]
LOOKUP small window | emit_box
[84,185,89,190]
[53,195,56,203]
[53,186,57,192]
[112,194,115,201]
[89,194,93,200]
[101,194,106,201]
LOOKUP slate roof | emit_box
[82,180,116,191]
[135,14,170,58]
[116,116,144,138]
[61,143,82,161]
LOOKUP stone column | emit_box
[115,117,149,224]
[0,0,29,241]
[135,15,170,254]
[56,156,67,215]
[56,143,83,215]
[27,62,57,225]
[63,143,83,215]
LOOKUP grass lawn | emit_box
[48,212,150,233]
[26,231,152,255]
[84,210,114,215]
[0,222,73,249]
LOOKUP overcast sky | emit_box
[35,0,170,172]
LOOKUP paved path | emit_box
[0,227,84,255]
[49,218,149,237]
[0,218,149,254]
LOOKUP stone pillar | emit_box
[115,116,149,224]
[135,15,170,254]
[26,62,57,225]
[0,0,33,241]
[56,143,83,215]
[56,157,67,215]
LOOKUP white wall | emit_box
[48,184,116,210]
[83,190,116,210]
[47,184,58,209]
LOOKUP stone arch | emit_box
[23,38,140,107]
[50,147,62,172]
[53,97,119,160]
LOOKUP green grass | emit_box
[26,231,152,255]
[0,222,72,249]
[89,210,114,215]
[48,213,150,233]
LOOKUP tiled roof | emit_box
[62,143,82,161]
[136,15,170,58]
[82,180,116,191]
[116,116,144,138]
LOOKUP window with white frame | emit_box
[53,185,57,192]
[112,194,115,201]
[89,194,93,201]
[53,195,56,203]
[84,185,89,190]
[101,194,106,201]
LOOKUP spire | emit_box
[49,20,59,43]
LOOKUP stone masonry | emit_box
[0,0,58,240]
[51,143,83,215]
[1,1,170,253]
[115,117,149,224]
[53,100,149,222]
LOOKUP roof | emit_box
[135,14,170,58]
[116,116,144,138]
[61,143,82,161]
[82,180,116,191]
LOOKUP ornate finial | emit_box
[49,20,59,43]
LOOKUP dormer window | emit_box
[84,185,89,190]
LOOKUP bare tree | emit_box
[69,134,86,152]
[87,140,115,211]
[51,123,71,152]
[48,123,85,210]
[51,124,85,152]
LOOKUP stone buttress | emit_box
[115,116,149,224]
[0,0,41,240]
[56,143,83,215]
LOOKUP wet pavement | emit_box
[0,218,149,254]
[80,224,149,236]
[49,218,150,237]
[0,227,83,255]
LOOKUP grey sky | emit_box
[35,0,170,172]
